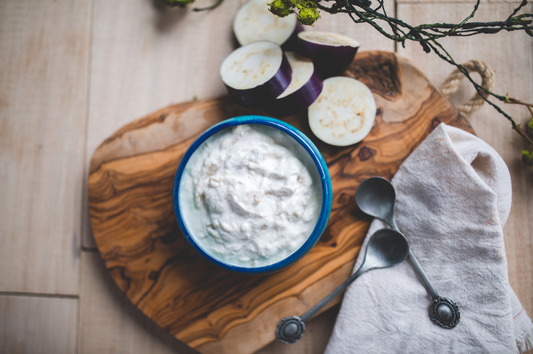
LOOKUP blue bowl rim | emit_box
[172,115,333,274]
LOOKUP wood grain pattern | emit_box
[0,0,91,294]
[88,51,473,354]
[79,249,338,354]
[1,1,531,353]
[79,251,200,354]
[255,305,340,354]
[82,0,396,249]
[397,0,533,325]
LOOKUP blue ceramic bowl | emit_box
[172,116,332,274]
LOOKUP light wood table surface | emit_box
[1,0,531,353]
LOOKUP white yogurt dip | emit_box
[179,124,322,267]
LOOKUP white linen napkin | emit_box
[325,123,533,353]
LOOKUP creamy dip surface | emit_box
[179,124,322,267]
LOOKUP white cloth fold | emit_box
[325,124,533,354]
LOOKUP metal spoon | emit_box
[355,176,460,329]
[276,228,409,344]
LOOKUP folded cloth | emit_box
[325,124,533,354]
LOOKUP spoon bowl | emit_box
[276,228,409,344]
[355,176,398,230]
[364,228,410,270]
[355,177,460,329]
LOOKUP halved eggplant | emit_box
[308,77,376,146]
[220,41,292,108]
[261,52,323,117]
[233,0,302,48]
[298,31,360,75]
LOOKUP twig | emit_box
[165,0,533,164]
[313,0,533,153]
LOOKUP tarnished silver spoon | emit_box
[355,177,460,329]
[276,228,409,344]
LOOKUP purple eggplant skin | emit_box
[224,52,293,108]
[281,23,305,52]
[261,71,323,117]
[297,37,359,77]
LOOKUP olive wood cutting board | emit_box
[88,51,474,354]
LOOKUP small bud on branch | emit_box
[165,0,533,166]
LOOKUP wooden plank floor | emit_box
[0,295,78,354]
[0,0,531,353]
[0,0,91,295]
